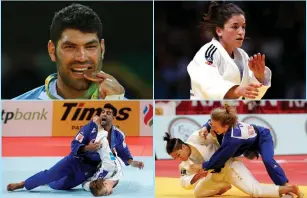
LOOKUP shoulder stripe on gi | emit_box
[205,44,217,64]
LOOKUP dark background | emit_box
[155,1,306,99]
[2,1,153,99]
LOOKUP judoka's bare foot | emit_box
[7,181,25,191]
[216,185,232,195]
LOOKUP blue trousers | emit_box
[24,154,98,190]
[257,126,288,185]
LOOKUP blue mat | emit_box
[2,156,154,198]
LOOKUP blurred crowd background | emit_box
[2,1,153,99]
[155,1,306,99]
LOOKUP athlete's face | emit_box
[210,119,229,134]
[48,29,105,91]
[99,108,114,126]
[216,14,246,48]
[101,180,114,195]
[170,144,190,161]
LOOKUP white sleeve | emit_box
[82,180,91,192]
[105,93,125,100]
[179,162,196,190]
[95,130,110,158]
[95,130,108,143]
[188,130,218,147]
[96,136,112,172]
[188,46,238,100]
[249,66,272,86]
[200,133,219,146]
[239,48,272,100]
[180,175,195,190]
[99,137,110,150]
[247,67,271,99]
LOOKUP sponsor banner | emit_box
[52,101,140,137]
[2,101,53,136]
[173,101,307,115]
[155,114,307,160]
[140,101,153,136]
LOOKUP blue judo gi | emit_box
[202,120,288,185]
[24,120,133,190]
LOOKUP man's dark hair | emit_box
[104,103,117,116]
[50,3,103,46]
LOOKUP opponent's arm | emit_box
[198,120,222,145]
[202,137,242,171]
[180,171,196,190]
[115,132,134,166]
[179,162,196,190]
[180,163,208,190]
[71,120,99,154]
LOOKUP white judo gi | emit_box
[82,129,123,192]
[187,39,272,100]
[179,130,280,197]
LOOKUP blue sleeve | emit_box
[116,133,133,166]
[202,136,242,171]
[202,119,212,131]
[71,120,97,155]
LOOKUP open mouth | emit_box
[101,118,107,122]
[71,67,93,75]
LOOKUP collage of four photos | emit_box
[1,1,307,198]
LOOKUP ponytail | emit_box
[200,1,245,42]
[163,132,185,154]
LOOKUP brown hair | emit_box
[163,133,187,154]
[211,104,238,129]
[89,179,107,196]
[200,1,245,41]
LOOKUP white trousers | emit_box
[194,159,279,198]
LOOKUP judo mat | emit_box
[156,155,307,198]
[1,137,154,198]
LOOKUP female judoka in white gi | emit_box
[187,2,272,100]
[188,105,303,197]
[163,131,302,197]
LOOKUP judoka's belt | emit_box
[110,161,119,177]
